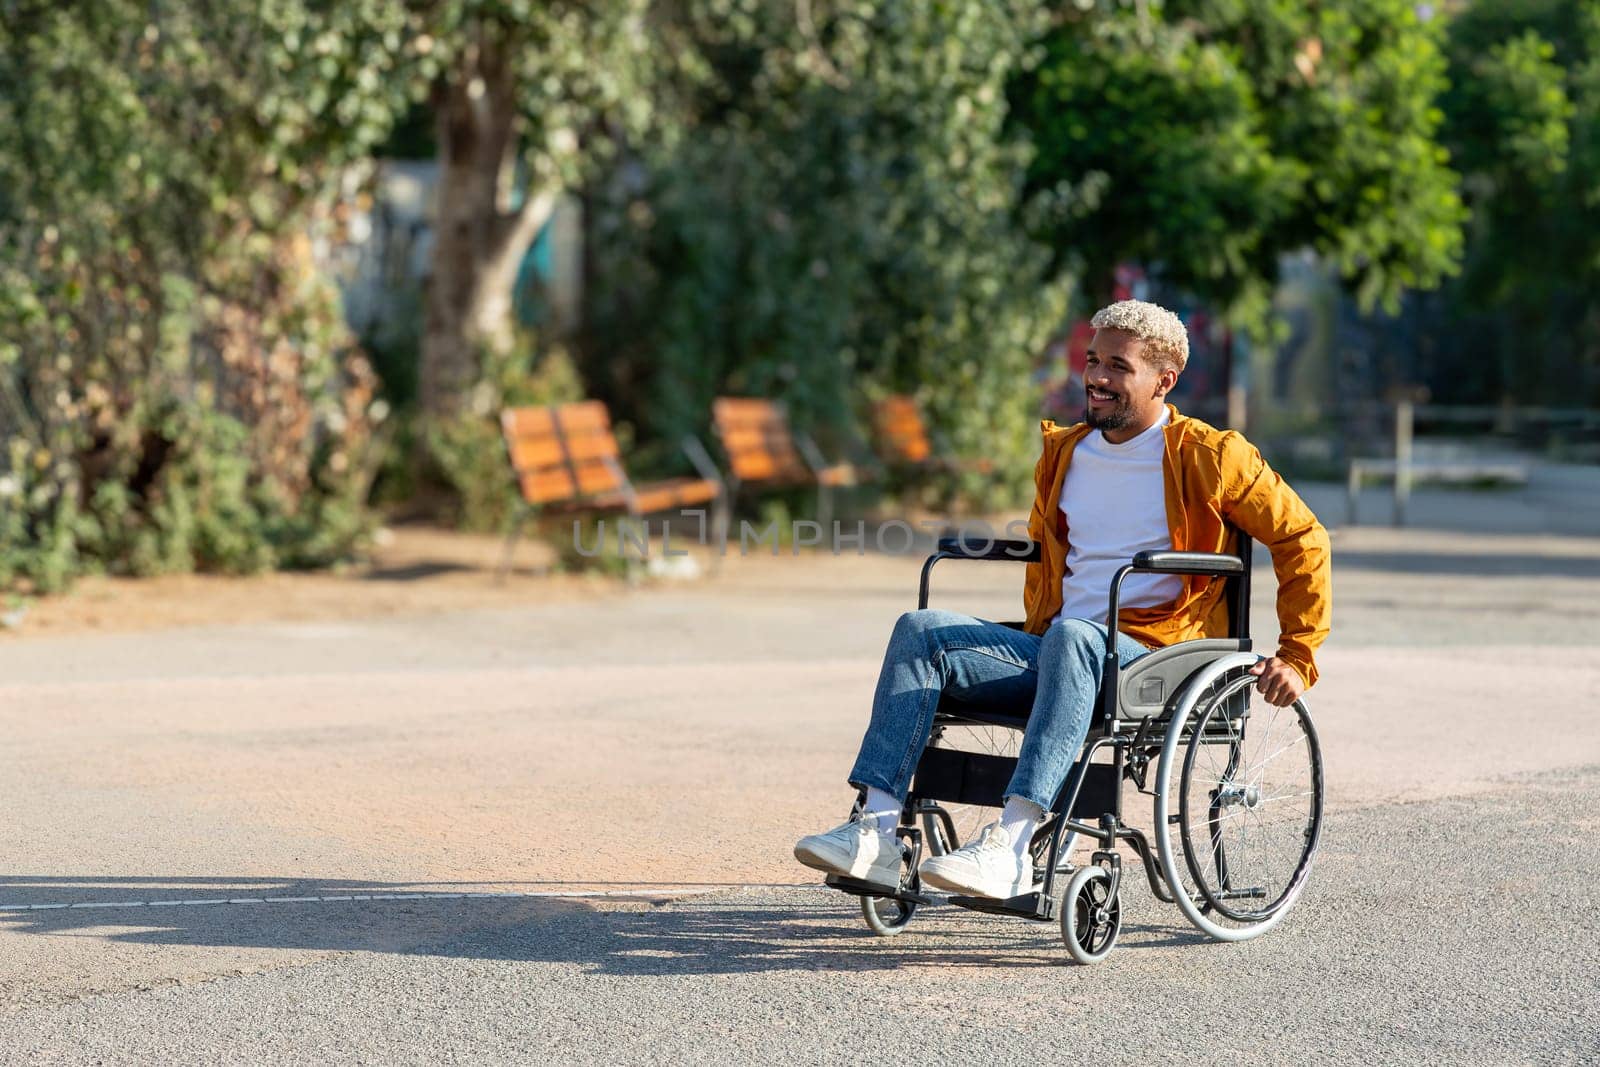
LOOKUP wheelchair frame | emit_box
[825,530,1324,958]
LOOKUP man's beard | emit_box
[1085,389,1135,430]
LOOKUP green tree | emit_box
[1013,0,1466,332]
[0,1,415,589]
[409,0,659,420]
[579,0,1067,502]
[1434,0,1600,404]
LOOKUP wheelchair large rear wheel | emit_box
[1154,662,1324,942]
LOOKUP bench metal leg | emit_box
[679,435,731,573]
[817,483,833,539]
[496,503,535,583]
[709,490,730,574]
[622,511,644,589]
[1392,400,1413,528]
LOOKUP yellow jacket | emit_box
[1023,405,1332,687]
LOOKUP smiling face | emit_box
[1084,327,1180,442]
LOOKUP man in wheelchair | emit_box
[795,299,1331,903]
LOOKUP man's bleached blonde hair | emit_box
[1090,299,1189,374]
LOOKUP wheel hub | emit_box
[1215,781,1262,809]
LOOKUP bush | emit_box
[423,339,587,533]
[0,3,406,592]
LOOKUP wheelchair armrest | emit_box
[1131,550,1243,576]
[920,537,1039,610]
[936,537,1041,563]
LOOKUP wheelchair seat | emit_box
[931,696,1029,732]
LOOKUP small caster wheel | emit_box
[1061,865,1121,964]
[861,871,919,937]
[861,893,917,936]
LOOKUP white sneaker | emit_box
[919,822,1033,899]
[794,816,907,890]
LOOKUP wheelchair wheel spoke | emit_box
[1177,670,1323,928]
[918,719,1022,852]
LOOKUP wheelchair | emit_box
[823,532,1325,964]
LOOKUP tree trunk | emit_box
[421,30,558,420]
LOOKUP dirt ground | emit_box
[1,525,633,638]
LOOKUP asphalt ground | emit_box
[0,517,1597,1063]
[2,769,1595,1065]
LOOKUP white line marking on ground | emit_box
[0,885,829,913]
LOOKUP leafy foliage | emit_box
[424,341,586,532]
[1013,0,1466,332]
[580,0,1067,505]
[404,0,659,418]
[0,1,416,589]
[1431,0,1600,404]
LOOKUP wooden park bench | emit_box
[498,400,726,577]
[870,394,994,476]
[711,397,862,531]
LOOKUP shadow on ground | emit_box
[0,876,1208,975]
[1331,547,1600,579]
[360,562,477,582]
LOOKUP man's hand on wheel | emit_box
[1247,657,1304,707]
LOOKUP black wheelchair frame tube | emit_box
[1040,733,1181,906]
[917,538,1040,610]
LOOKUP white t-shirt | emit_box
[1056,411,1182,624]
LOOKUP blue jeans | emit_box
[847,610,1149,811]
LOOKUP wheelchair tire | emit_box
[1060,865,1120,964]
[860,893,917,937]
[1153,657,1324,943]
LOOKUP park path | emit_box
[0,520,1596,1059]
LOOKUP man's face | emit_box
[1084,328,1173,434]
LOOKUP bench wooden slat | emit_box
[872,396,936,464]
[631,477,721,513]
[506,437,567,472]
[880,417,924,436]
[553,400,613,433]
[520,468,578,504]
[561,430,621,461]
[713,404,794,436]
[815,463,858,488]
[718,426,798,454]
[886,436,932,463]
[572,457,625,496]
[502,407,558,437]
[712,397,780,422]
[728,452,808,482]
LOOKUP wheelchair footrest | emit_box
[946,889,1055,922]
[824,874,939,907]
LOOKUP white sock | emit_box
[999,797,1046,863]
[861,787,901,834]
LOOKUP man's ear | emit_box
[1154,368,1179,399]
